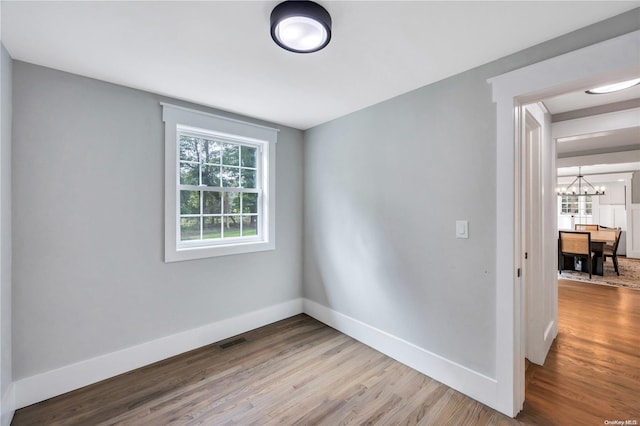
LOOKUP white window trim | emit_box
[162,103,278,262]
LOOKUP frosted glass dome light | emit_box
[271,1,332,53]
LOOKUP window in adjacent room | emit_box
[163,103,277,262]
[559,195,593,217]
[560,195,579,215]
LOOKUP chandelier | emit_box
[556,167,605,196]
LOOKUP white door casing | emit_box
[628,204,640,258]
[626,175,640,258]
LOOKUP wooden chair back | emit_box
[559,231,591,256]
[598,229,617,244]
[603,227,622,259]
[575,224,598,231]
[612,228,622,252]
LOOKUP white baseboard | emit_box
[302,298,500,413]
[13,298,303,409]
[1,383,15,426]
[13,297,501,415]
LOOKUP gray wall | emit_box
[303,10,640,377]
[1,43,12,405]
[633,172,640,204]
[12,62,304,379]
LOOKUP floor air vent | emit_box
[218,337,247,349]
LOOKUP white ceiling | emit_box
[544,84,640,114]
[557,126,640,157]
[2,1,638,130]
[558,164,640,180]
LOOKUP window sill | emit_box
[165,240,275,262]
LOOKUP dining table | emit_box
[585,229,618,244]
[559,228,617,276]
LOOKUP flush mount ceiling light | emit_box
[585,77,640,94]
[270,1,332,53]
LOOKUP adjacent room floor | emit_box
[519,279,640,424]
[12,279,639,425]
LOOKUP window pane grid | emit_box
[178,134,261,243]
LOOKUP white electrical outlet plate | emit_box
[456,220,469,239]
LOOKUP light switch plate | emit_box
[456,220,469,239]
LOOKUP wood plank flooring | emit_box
[518,279,640,425]
[12,280,640,425]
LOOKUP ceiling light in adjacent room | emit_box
[556,167,605,196]
[271,1,332,53]
[585,77,640,94]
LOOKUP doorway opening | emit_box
[489,29,639,417]
[519,86,639,414]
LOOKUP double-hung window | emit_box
[163,104,277,262]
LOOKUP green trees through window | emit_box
[178,134,259,241]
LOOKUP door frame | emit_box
[522,104,543,364]
[489,30,640,416]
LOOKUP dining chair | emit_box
[575,224,598,231]
[559,231,593,279]
[603,228,622,276]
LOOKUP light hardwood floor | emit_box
[12,279,639,425]
[519,279,640,425]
